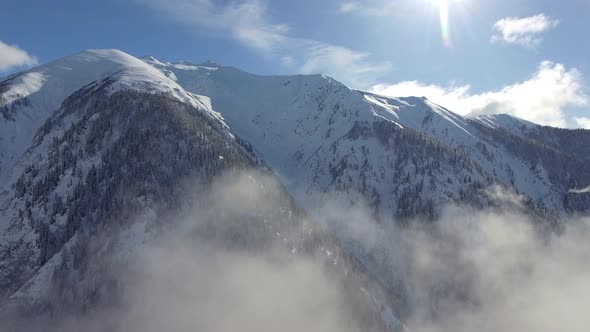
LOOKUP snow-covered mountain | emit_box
[0,50,216,185]
[144,56,590,220]
[0,49,589,330]
[0,50,403,331]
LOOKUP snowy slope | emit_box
[0,52,404,331]
[0,49,215,186]
[473,113,537,133]
[0,49,233,309]
[4,49,583,223]
[143,57,589,220]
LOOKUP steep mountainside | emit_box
[0,51,402,331]
[145,57,590,221]
[0,49,212,185]
[0,49,589,330]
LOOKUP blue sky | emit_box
[1,0,589,128]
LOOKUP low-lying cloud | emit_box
[49,247,357,332]
[3,172,590,332]
[2,172,373,332]
[405,207,590,332]
[308,188,590,332]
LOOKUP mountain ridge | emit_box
[140,52,590,219]
[3,49,590,226]
[1,49,589,331]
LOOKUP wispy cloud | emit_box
[272,38,392,88]
[0,40,37,72]
[139,0,391,87]
[141,0,287,52]
[296,43,393,86]
[371,61,588,127]
[491,14,559,48]
[338,0,400,16]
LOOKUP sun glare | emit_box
[438,0,450,47]
[432,0,463,47]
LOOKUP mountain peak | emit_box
[7,48,186,102]
[0,49,205,185]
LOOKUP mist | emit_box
[2,171,372,332]
[3,172,590,332]
[310,189,590,332]
[47,246,359,332]
[405,208,589,332]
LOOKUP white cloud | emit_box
[371,61,588,127]
[574,117,590,129]
[140,0,391,87]
[0,41,37,72]
[491,14,559,48]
